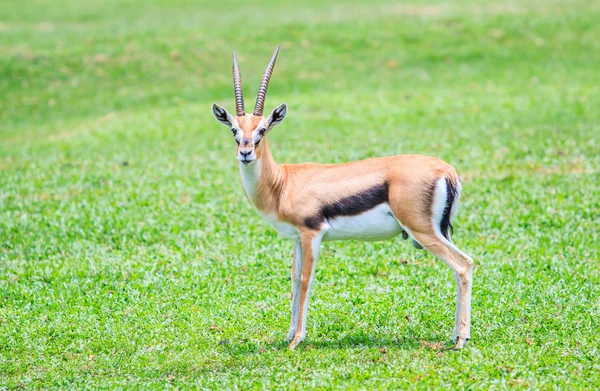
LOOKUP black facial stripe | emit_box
[304,182,390,230]
[231,129,240,144]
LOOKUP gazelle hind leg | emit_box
[448,234,462,343]
[445,240,473,348]
[452,270,462,343]
[411,230,473,349]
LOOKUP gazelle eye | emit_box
[231,128,236,134]
[258,128,266,136]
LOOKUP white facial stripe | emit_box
[233,129,242,143]
[252,131,261,144]
[231,119,243,143]
[251,119,269,144]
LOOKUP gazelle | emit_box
[212,46,474,350]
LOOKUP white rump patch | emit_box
[431,177,448,231]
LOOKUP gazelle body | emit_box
[212,46,474,350]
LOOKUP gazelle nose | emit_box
[240,150,252,158]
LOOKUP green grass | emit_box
[1,0,600,389]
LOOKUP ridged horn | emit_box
[253,45,280,116]
[232,52,245,116]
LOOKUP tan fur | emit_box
[239,134,458,233]
[235,115,263,142]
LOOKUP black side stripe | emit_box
[304,182,389,230]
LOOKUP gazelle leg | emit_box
[286,239,302,342]
[445,235,464,343]
[289,230,323,350]
[412,231,473,349]
[452,270,462,343]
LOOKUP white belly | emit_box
[322,203,403,242]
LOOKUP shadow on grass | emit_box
[222,333,452,355]
[303,334,451,351]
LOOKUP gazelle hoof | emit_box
[286,330,296,343]
[453,336,469,350]
[288,336,304,350]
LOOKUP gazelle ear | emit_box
[267,103,287,130]
[212,103,233,127]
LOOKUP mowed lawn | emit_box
[1,0,599,389]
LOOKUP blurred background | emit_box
[1,0,599,388]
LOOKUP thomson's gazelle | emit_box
[212,46,474,350]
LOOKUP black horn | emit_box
[232,52,245,116]
[253,45,280,116]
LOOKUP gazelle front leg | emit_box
[289,230,324,350]
[286,239,302,342]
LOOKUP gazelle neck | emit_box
[238,139,283,214]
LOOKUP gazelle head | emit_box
[212,46,287,165]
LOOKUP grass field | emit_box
[1,0,600,389]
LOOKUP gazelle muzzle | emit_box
[238,139,256,163]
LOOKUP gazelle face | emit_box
[211,46,286,165]
[232,115,266,164]
[212,103,287,165]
